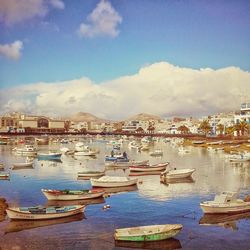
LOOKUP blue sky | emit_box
[0,0,250,88]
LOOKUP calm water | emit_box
[0,136,250,250]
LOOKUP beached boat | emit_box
[91,176,137,188]
[114,224,182,242]
[37,152,62,160]
[129,162,169,172]
[161,168,195,179]
[42,189,105,200]
[149,150,163,157]
[6,205,85,220]
[12,162,33,169]
[77,171,105,178]
[200,191,250,214]
[14,145,37,156]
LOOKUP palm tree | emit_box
[177,125,189,134]
[217,124,224,135]
[199,120,211,135]
[238,120,248,136]
[225,126,235,136]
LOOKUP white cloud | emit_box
[0,40,23,60]
[78,0,122,38]
[49,0,64,10]
[0,62,249,119]
[0,0,64,25]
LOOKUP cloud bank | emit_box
[78,0,122,38]
[0,62,249,119]
[0,0,64,25]
[0,40,23,60]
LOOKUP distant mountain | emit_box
[126,113,162,121]
[68,112,109,123]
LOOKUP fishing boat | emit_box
[161,168,195,179]
[105,156,129,162]
[13,145,37,156]
[149,149,163,157]
[114,224,182,242]
[74,147,98,156]
[37,152,62,160]
[0,163,4,170]
[0,172,10,179]
[42,189,105,200]
[129,162,169,172]
[77,171,105,178]
[106,160,149,168]
[200,191,250,214]
[91,176,138,188]
[6,205,85,220]
[12,162,33,169]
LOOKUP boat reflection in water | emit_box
[38,159,63,167]
[129,171,162,176]
[115,238,182,250]
[161,176,195,185]
[199,211,250,230]
[5,213,85,234]
[95,185,138,195]
[47,197,105,207]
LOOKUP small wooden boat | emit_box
[192,140,205,145]
[200,191,250,214]
[129,162,169,172]
[14,145,37,156]
[42,189,105,200]
[114,224,182,242]
[77,171,105,178]
[12,162,33,169]
[6,205,85,220]
[95,185,138,194]
[0,172,10,179]
[149,150,163,157]
[161,168,195,179]
[37,152,62,160]
[105,156,129,162]
[74,150,97,156]
[91,176,137,188]
[0,163,4,170]
[106,160,149,168]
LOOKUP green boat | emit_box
[114,224,182,242]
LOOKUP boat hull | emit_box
[200,203,250,214]
[115,224,182,242]
[42,190,104,200]
[164,169,195,179]
[91,178,137,188]
[6,206,85,220]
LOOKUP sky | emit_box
[0,0,250,119]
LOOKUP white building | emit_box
[234,103,250,124]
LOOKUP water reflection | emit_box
[5,213,85,234]
[199,211,250,230]
[161,177,195,185]
[47,197,105,207]
[115,238,182,249]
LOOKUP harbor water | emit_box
[0,136,250,249]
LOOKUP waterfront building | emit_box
[234,103,250,124]
[0,112,65,133]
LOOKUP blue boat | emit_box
[37,152,62,160]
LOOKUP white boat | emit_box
[6,205,85,220]
[91,176,138,188]
[38,152,62,160]
[149,149,163,157]
[200,191,250,214]
[14,145,37,156]
[129,162,169,172]
[42,189,105,200]
[106,160,149,168]
[75,142,85,152]
[0,172,10,179]
[128,141,142,150]
[114,224,183,241]
[161,168,195,179]
[74,147,98,156]
[12,162,33,169]
[60,147,70,154]
[178,147,191,154]
[77,171,105,178]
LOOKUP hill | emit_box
[126,113,162,121]
[68,112,108,123]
